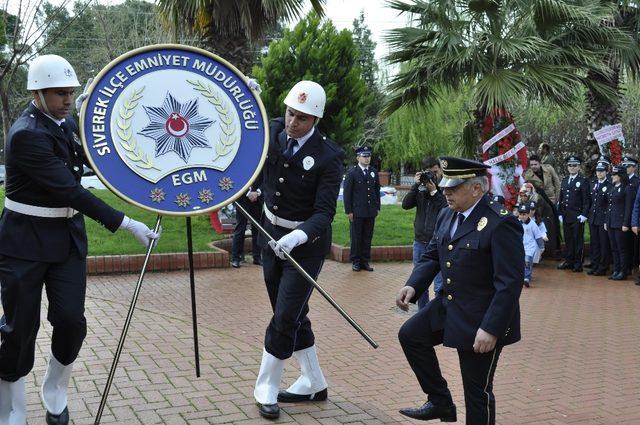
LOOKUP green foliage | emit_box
[252,13,367,149]
[377,85,474,169]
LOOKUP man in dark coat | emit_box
[230,183,263,268]
[253,80,344,420]
[0,55,159,425]
[396,156,524,425]
[587,161,612,276]
[343,146,380,271]
[557,155,591,272]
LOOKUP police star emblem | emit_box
[477,217,488,231]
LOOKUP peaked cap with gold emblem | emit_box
[439,156,490,188]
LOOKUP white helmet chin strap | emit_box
[36,90,52,116]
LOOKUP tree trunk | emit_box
[204,28,255,75]
[0,86,11,163]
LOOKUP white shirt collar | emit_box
[459,196,483,220]
[32,100,66,127]
[290,127,315,150]
[630,173,636,179]
[358,163,369,172]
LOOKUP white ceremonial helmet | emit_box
[283,80,326,118]
[27,54,80,90]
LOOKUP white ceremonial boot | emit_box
[0,377,26,425]
[41,354,73,423]
[278,345,328,402]
[254,348,286,419]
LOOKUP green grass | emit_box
[0,187,225,255]
[331,201,416,246]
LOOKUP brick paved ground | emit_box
[7,260,640,424]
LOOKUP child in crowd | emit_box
[528,201,548,263]
[518,203,545,287]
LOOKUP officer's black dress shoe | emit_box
[584,263,593,269]
[257,402,280,419]
[253,257,262,266]
[592,269,607,276]
[557,262,572,270]
[608,272,618,280]
[587,269,596,275]
[46,407,69,425]
[360,262,374,272]
[231,260,241,268]
[572,266,583,272]
[613,272,628,281]
[635,279,640,286]
[278,388,328,403]
[352,263,361,271]
[399,401,457,422]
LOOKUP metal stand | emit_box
[234,202,378,349]
[186,217,201,377]
[94,215,202,424]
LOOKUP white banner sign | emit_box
[593,124,624,147]
[484,142,526,166]
[482,124,516,153]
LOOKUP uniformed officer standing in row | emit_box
[0,55,160,425]
[586,161,612,276]
[396,157,524,424]
[253,81,344,420]
[622,157,639,276]
[605,166,635,280]
[343,146,380,272]
[557,155,591,272]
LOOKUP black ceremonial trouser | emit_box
[398,297,503,425]
[231,204,262,262]
[0,248,87,381]
[349,216,375,264]
[609,227,630,275]
[563,220,585,268]
[261,244,324,360]
[589,223,610,273]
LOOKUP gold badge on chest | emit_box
[477,217,488,231]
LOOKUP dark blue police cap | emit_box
[598,155,611,165]
[565,155,582,165]
[595,161,608,171]
[355,146,372,157]
[622,156,638,167]
[438,156,490,188]
[612,166,627,177]
[518,203,531,214]
[492,194,505,205]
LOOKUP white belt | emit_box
[263,205,303,230]
[4,198,78,218]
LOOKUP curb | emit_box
[330,243,413,262]
[87,246,229,275]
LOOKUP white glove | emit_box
[558,215,563,224]
[577,215,587,223]
[75,78,93,112]
[119,215,161,247]
[247,78,262,94]
[268,229,308,260]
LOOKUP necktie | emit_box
[283,138,297,159]
[363,167,368,175]
[569,177,573,185]
[449,212,465,239]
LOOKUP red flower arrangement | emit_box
[609,140,623,165]
[480,110,528,210]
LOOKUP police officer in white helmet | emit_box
[0,55,160,425]
[253,80,344,419]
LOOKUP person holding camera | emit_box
[343,146,381,272]
[402,157,447,308]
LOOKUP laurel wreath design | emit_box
[116,87,160,171]
[187,79,238,161]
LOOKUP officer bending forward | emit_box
[396,157,524,424]
[0,55,160,425]
[253,80,344,420]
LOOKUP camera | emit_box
[419,170,436,185]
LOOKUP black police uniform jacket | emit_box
[558,175,591,223]
[0,103,124,262]
[260,118,344,258]
[343,164,381,218]
[588,179,612,226]
[405,195,524,350]
[605,183,634,229]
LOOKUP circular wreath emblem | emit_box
[79,44,268,216]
